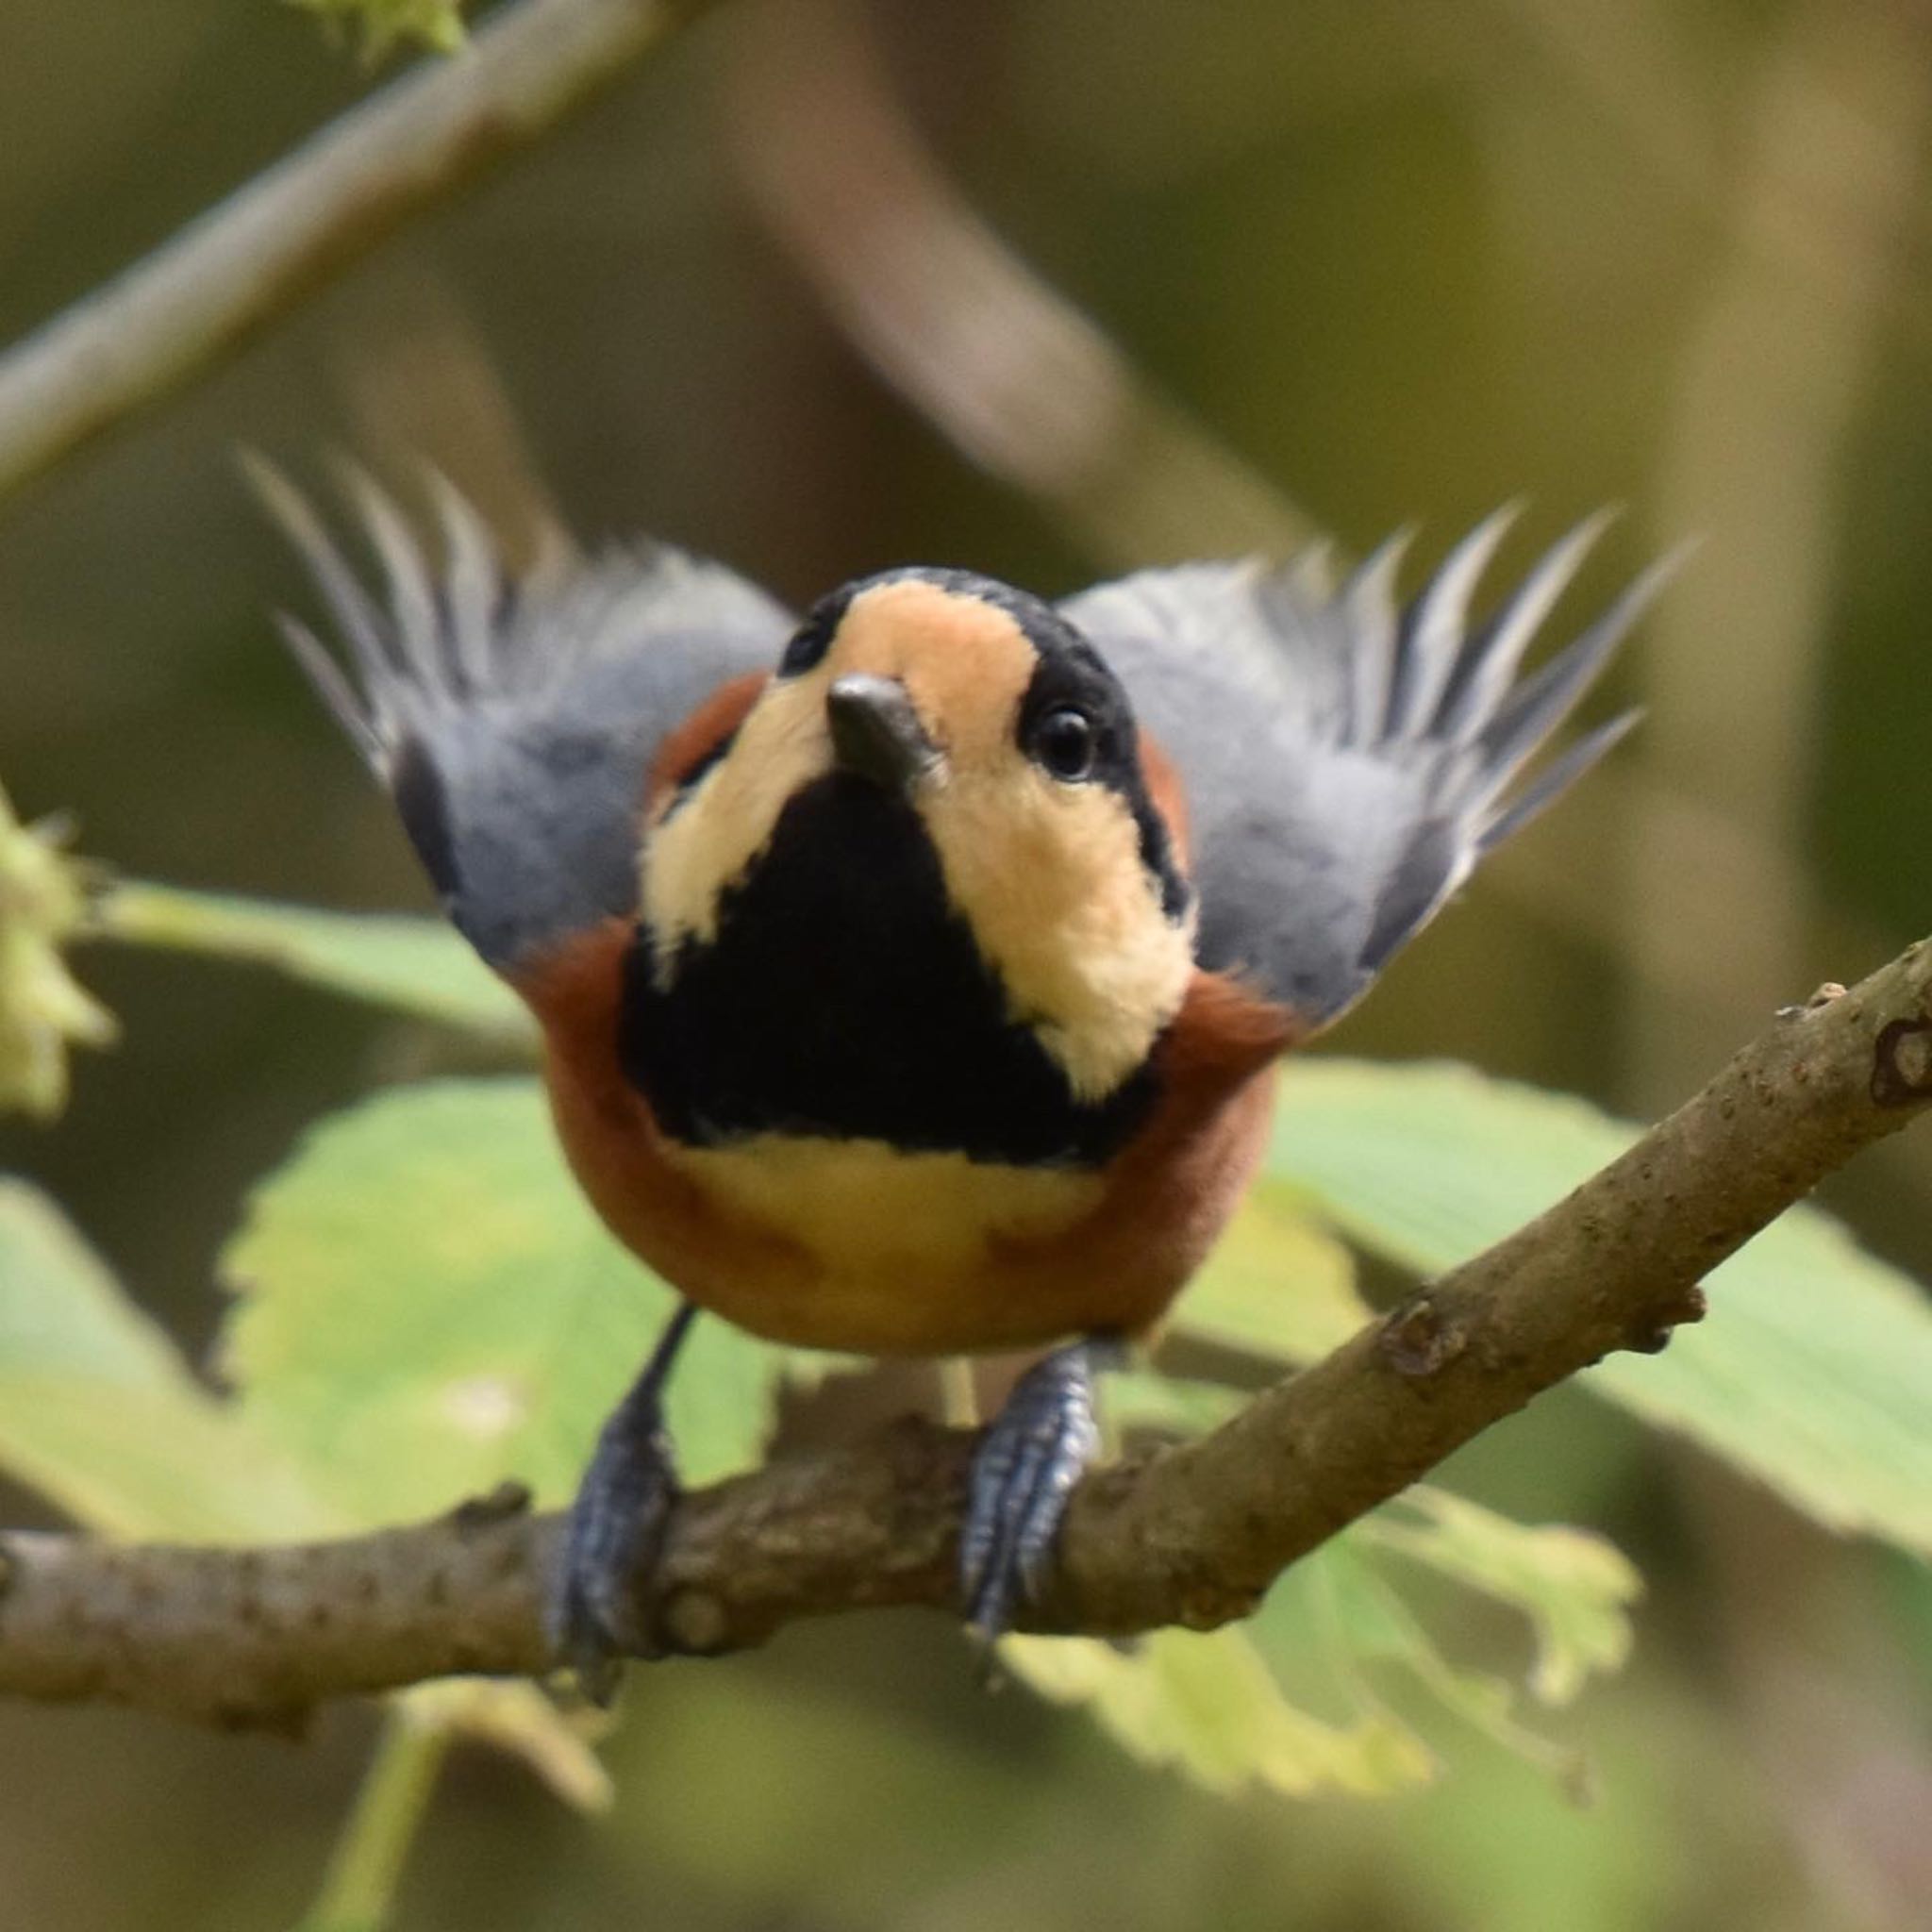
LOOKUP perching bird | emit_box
[254,462,1662,1688]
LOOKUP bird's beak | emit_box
[825,674,940,791]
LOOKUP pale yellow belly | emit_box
[655,1131,1108,1354]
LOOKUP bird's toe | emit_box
[960,1336,1111,1646]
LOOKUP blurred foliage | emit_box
[0,788,115,1119]
[1272,1061,1932,1557]
[221,1078,804,1511]
[99,882,528,1041]
[291,0,469,60]
[6,0,1932,1927]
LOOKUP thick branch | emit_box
[0,0,722,507]
[5,942,1931,1726]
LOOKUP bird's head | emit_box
[636,569,1195,1119]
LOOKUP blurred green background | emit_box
[3,0,1931,1926]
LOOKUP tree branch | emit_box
[5,941,1931,1728]
[0,0,724,508]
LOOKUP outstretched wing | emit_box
[252,462,792,974]
[1064,511,1667,1028]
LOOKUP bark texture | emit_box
[4,946,1929,1727]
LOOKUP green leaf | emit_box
[1096,1327,1637,1792]
[0,1174,190,1384]
[96,882,529,1042]
[1357,1487,1641,1706]
[1270,1059,1932,1560]
[1103,1370,1241,1439]
[999,1625,1434,1799]
[220,1078,787,1521]
[1298,1541,1597,1802]
[0,1176,608,1808]
[1170,1183,1372,1363]
[0,1178,325,1540]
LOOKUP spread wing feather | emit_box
[251,458,791,974]
[1064,516,1666,1027]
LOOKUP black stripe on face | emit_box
[620,773,1158,1165]
[776,583,858,678]
[1014,623,1192,926]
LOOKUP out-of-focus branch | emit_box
[6,938,1932,1726]
[0,0,725,508]
[724,0,1318,567]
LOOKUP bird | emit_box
[252,459,1663,1691]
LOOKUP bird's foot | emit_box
[960,1335,1117,1646]
[547,1305,696,1703]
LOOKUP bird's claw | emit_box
[548,1304,697,1702]
[549,1407,681,1703]
[959,1336,1113,1646]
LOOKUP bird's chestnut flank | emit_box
[255,463,1664,1690]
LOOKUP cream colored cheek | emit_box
[924,772,1194,1098]
[640,683,831,955]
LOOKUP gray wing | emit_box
[252,460,793,974]
[1064,510,1668,1027]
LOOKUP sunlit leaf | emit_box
[0,1179,325,1539]
[1100,1331,1637,1785]
[1,1175,189,1384]
[1171,1185,1371,1362]
[220,1078,786,1520]
[1104,1370,1241,1439]
[1300,1541,1596,1803]
[1270,1059,1932,1560]
[96,881,530,1041]
[1000,1625,1434,1799]
[1357,1487,1641,1706]
[0,1175,611,1807]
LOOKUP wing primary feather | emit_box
[1479,709,1641,851]
[425,469,506,697]
[275,613,383,764]
[1384,502,1520,741]
[335,459,446,702]
[1436,509,1614,738]
[1472,549,1676,804]
[257,454,796,973]
[1338,528,1411,743]
[242,452,398,700]
[1358,815,1467,974]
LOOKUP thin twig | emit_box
[0,0,724,508]
[3,938,1929,1727]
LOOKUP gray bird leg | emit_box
[549,1302,697,1701]
[960,1334,1122,1644]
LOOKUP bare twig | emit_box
[4,936,1930,1727]
[0,0,724,507]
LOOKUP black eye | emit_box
[779,611,835,678]
[779,586,854,678]
[1034,706,1097,781]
